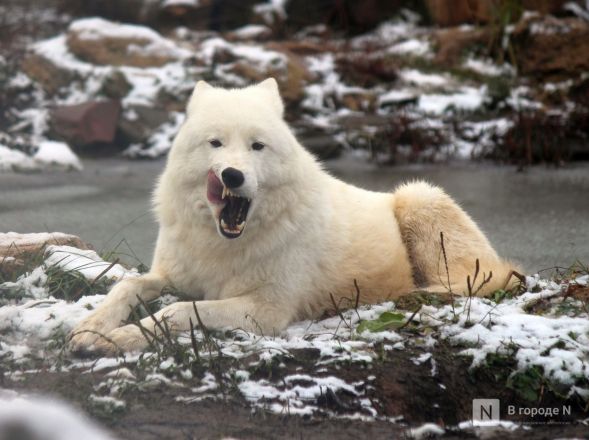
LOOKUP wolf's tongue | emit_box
[206,170,224,204]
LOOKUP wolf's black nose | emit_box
[222,167,245,188]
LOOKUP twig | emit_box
[440,232,456,316]
[329,292,351,330]
[91,258,120,286]
[189,317,201,362]
[136,295,175,347]
[398,304,422,331]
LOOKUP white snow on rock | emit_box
[0,232,81,249]
[399,69,448,87]
[68,17,192,61]
[124,111,185,158]
[33,141,83,171]
[463,57,514,77]
[0,145,36,171]
[199,37,286,68]
[231,24,272,40]
[418,86,487,114]
[13,21,200,159]
[253,0,289,24]
[44,245,137,282]
[378,89,416,106]
[388,38,431,56]
[31,34,195,108]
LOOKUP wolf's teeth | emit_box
[222,186,228,200]
[221,218,227,229]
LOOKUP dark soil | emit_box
[5,345,588,439]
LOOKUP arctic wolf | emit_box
[70,78,518,353]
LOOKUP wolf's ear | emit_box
[258,78,284,117]
[187,80,213,115]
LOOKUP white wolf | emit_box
[70,78,518,353]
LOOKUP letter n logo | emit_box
[472,399,500,421]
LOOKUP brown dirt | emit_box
[5,345,588,439]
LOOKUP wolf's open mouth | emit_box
[207,171,251,239]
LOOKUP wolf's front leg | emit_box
[69,272,167,352]
[95,294,293,354]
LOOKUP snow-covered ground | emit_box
[1,236,587,429]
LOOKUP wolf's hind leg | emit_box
[95,294,294,353]
[393,181,519,296]
[69,272,167,352]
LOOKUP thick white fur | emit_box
[70,78,518,353]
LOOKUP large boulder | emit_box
[433,27,491,66]
[117,104,171,145]
[0,232,93,280]
[49,100,122,148]
[20,53,75,95]
[232,43,315,104]
[511,14,589,77]
[66,17,191,67]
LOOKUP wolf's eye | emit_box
[252,141,265,151]
[209,139,222,148]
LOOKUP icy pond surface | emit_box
[0,156,588,272]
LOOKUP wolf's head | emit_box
[160,78,317,240]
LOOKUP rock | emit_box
[425,0,492,26]
[336,114,392,131]
[118,104,171,144]
[100,70,132,99]
[291,120,344,159]
[279,54,315,103]
[58,0,159,24]
[284,0,405,33]
[433,27,491,66]
[20,53,75,95]
[265,40,332,56]
[336,55,397,88]
[230,44,315,104]
[226,24,273,42]
[160,0,200,17]
[301,134,343,159]
[0,232,93,280]
[66,17,190,67]
[511,15,589,77]
[49,100,122,148]
[340,91,377,112]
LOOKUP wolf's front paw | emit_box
[92,325,149,355]
[69,313,120,354]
